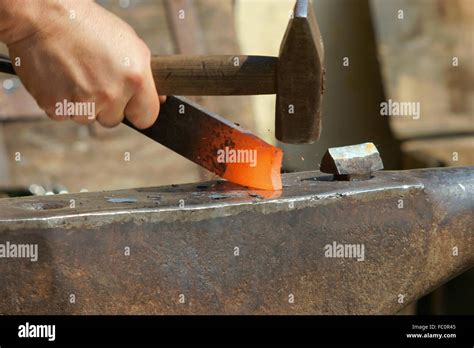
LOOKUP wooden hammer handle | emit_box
[0,54,278,96]
[152,55,278,96]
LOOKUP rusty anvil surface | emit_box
[0,167,472,314]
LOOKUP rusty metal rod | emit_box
[124,96,283,190]
[0,167,472,314]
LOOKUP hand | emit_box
[3,0,163,129]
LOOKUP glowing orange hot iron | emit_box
[124,96,283,191]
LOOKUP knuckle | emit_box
[126,71,146,91]
[96,89,115,105]
[138,40,151,59]
[142,47,151,60]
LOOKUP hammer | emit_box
[0,0,323,190]
[151,0,324,144]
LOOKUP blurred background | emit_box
[0,0,472,314]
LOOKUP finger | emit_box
[71,114,96,125]
[69,100,98,125]
[124,70,160,129]
[43,105,70,122]
[36,96,70,122]
[44,97,97,125]
[46,111,70,122]
[96,99,127,128]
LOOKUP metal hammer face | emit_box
[276,0,325,144]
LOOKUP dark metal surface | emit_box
[124,96,228,177]
[276,0,325,144]
[0,167,472,314]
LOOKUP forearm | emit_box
[0,0,90,45]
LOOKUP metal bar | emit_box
[123,96,283,190]
[0,167,472,314]
[0,54,15,75]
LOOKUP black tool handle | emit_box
[0,54,16,75]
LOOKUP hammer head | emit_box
[276,0,325,144]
